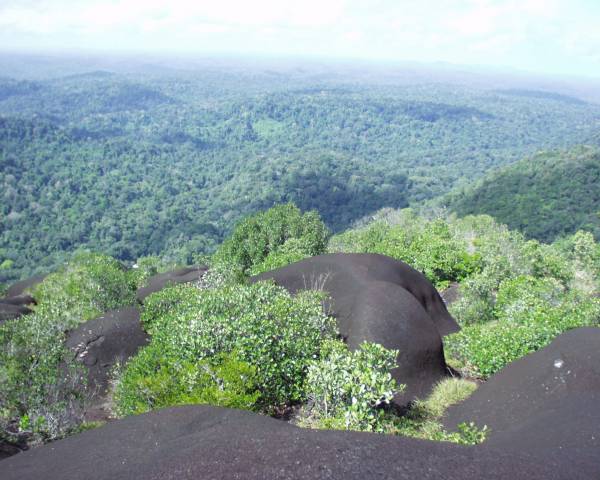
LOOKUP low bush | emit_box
[116,281,338,413]
[446,293,600,378]
[329,214,480,289]
[0,252,137,445]
[115,348,260,416]
[213,203,329,276]
[32,252,136,331]
[303,340,401,432]
[249,237,313,275]
[128,255,162,288]
[139,283,201,334]
[493,275,564,321]
[447,218,579,326]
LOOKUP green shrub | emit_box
[117,281,337,413]
[140,283,201,334]
[249,237,312,276]
[197,260,246,289]
[555,231,600,294]
[329,216,480,289]
[494,275,564,321]
[303,340,401,432]
[0,252,137,445]
[128,256,162,288]
[115,348,260,416]
[0,313,86,445]
[446,294,600,378]
[522,241,573,286]
[213,203,329,275]
[447,215,575,326]
[448,272,498,325]
[32,252,136,331]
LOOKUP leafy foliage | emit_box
[213,203,329,275]
[436,217,600,377]
[447,215,575,325]
[115,349,260,416]
[304,340,401,432]
[117,281,338,412]
[329,209,481,288]
[0,252,137,444]
[446,147,600,242]
[31,252,136,331]
[446,290,600,377]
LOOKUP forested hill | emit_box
[444,147,600,242]
[2,60,600,283]
[0,114,409,282]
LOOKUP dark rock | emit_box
[0,441,24,461]
[344,281,446,403]
[252,253,457,404]
[0,404,577,479]
[0,294,36,306]
[252,253,459,336]
[443,327,600,478]
[5,274,46,298]
[0,276,41,325]
[65,307,149,413]
[136,266,208,302]
[0,302,33,324]
[441,282,461,307]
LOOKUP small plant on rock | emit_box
[303,340,401,432]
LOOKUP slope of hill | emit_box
[444,147,600,242]
[2,58,600,283]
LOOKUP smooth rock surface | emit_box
[443,327,600,478]
[65,307,149,414]
[0,404,577,480]
[0,302,32,324]
[253,253,459,336]
[441,282,461,307]
[136,266,208,302]
[0,294,36,306]
[5,274,46,298]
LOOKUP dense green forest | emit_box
[1,56,600,283]
[444,147,600,242]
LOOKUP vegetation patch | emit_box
[3,204,599,451]
[446,147,600,242]
[213,203,329,276]
[116,281,338,412]
[302,339,401,432]
[0,252,137,444]
[329,209,481,289]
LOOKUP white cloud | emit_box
[0,0,598,76]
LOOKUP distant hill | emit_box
[445,147,600,241]
[2,60,600,282]
[494,89,587,105]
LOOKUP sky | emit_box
[1,0,600,78]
